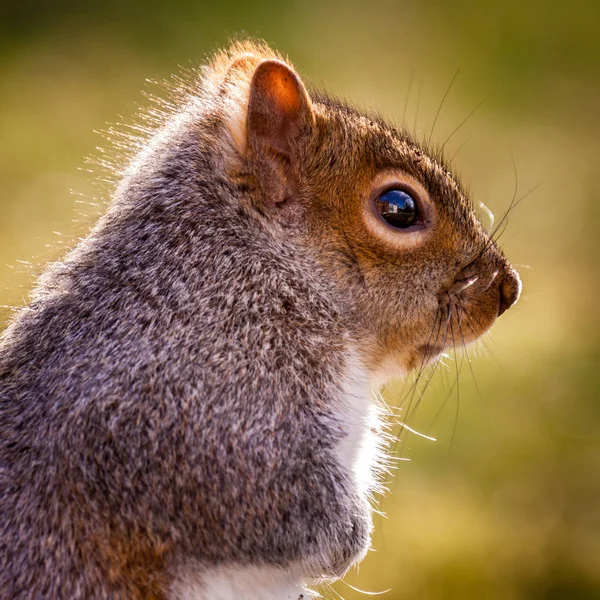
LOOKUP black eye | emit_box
[375,189,420,229]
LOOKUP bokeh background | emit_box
[1,1,599,598]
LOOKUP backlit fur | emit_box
[0,40,520,598]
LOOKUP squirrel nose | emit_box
[497,265,521,316]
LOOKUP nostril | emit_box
[497,267,522,316]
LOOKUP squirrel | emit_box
[0,40,521,599]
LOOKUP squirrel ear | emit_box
[246,60,315,159]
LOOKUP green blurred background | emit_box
[1,1,598,598]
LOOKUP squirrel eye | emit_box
[374,189,420,229]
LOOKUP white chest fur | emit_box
[170,564,310,600]
[170,348,380,600]
[336,347,382,499]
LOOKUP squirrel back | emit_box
[0,40,520,599]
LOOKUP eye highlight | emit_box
[374,189,420,229]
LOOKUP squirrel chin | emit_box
[366,345,446,388]
[368,356,410,389]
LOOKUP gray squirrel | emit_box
[0,41,521,599]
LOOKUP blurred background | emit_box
[1,1,598,598]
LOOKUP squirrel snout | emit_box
[497,265,521,316]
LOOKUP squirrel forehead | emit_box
[311,99,469,204]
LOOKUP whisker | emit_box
[404,304,452,424]
[456,298,485,406]
[323,581,344,600]
[393,306,451,466]
[490,183,541,244]
[448,317,464,450]
[453,275,479,293]
[413,75,423,134]
[337,579,392,596]
[425,350,462,436]
[389,307,447,485]
[448,138,469,164]
[403,308,442,428]
[486,150,538,243]
[461,170,539,278]
[437,96,488,160]
[394,419,437,441]
[394,308,444,419]
[403,69,415,128]
[428,69,460,147]
[456,298,500,369]
[478,201,495,233]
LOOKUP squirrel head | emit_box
[204,41,521,379]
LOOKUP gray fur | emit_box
[0,81,367,600]
[0,41,520,598]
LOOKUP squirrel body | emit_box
[0,41,520,599]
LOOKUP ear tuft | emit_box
[246,60,314,159]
